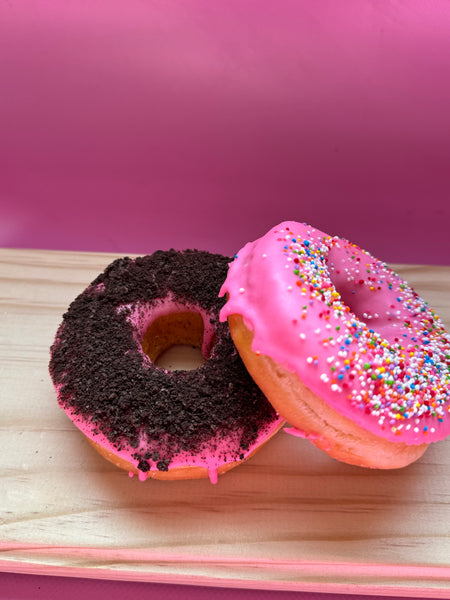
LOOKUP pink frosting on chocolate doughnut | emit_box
[49,250,284,483]
[57,298,283,483]
[65,402,281,485]
[220,221,450,445]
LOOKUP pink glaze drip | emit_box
[208,467,219,484]
[284,427,331,451]
[137,470,147,482]
[284,427,320,440]
[220,221,450,445]
[67,403,281,482]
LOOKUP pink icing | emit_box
[220,221,450,445]
[66,403,281,482]
[284,427,321,441]
[119,295,216,361]
[284,427,331,451]
[59,297,282,483]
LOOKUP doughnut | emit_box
[219,221,450,469]
[49,250,284,483]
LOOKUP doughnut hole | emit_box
[141,311,213,370]
[326,245,407,344]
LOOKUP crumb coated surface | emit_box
[49,250,279,473]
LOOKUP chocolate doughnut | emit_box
[49,250,284,482]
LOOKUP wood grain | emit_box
[0,248,449,596]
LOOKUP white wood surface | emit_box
[0,248,449,597]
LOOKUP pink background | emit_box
[1,0,449,265]
[1,2,449,599]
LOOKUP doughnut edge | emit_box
[84,420,285,482]
[227,313,429,470]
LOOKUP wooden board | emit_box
[1,248,450,597]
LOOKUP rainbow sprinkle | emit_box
[279,226,450,440]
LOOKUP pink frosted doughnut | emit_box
[220,221,450,468]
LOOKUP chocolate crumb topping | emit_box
[49,250,278,472]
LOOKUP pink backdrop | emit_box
[1,2,449,600]
[1,0,449,264]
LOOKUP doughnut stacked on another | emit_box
[220,221,450,469]
[49,250,284,483]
